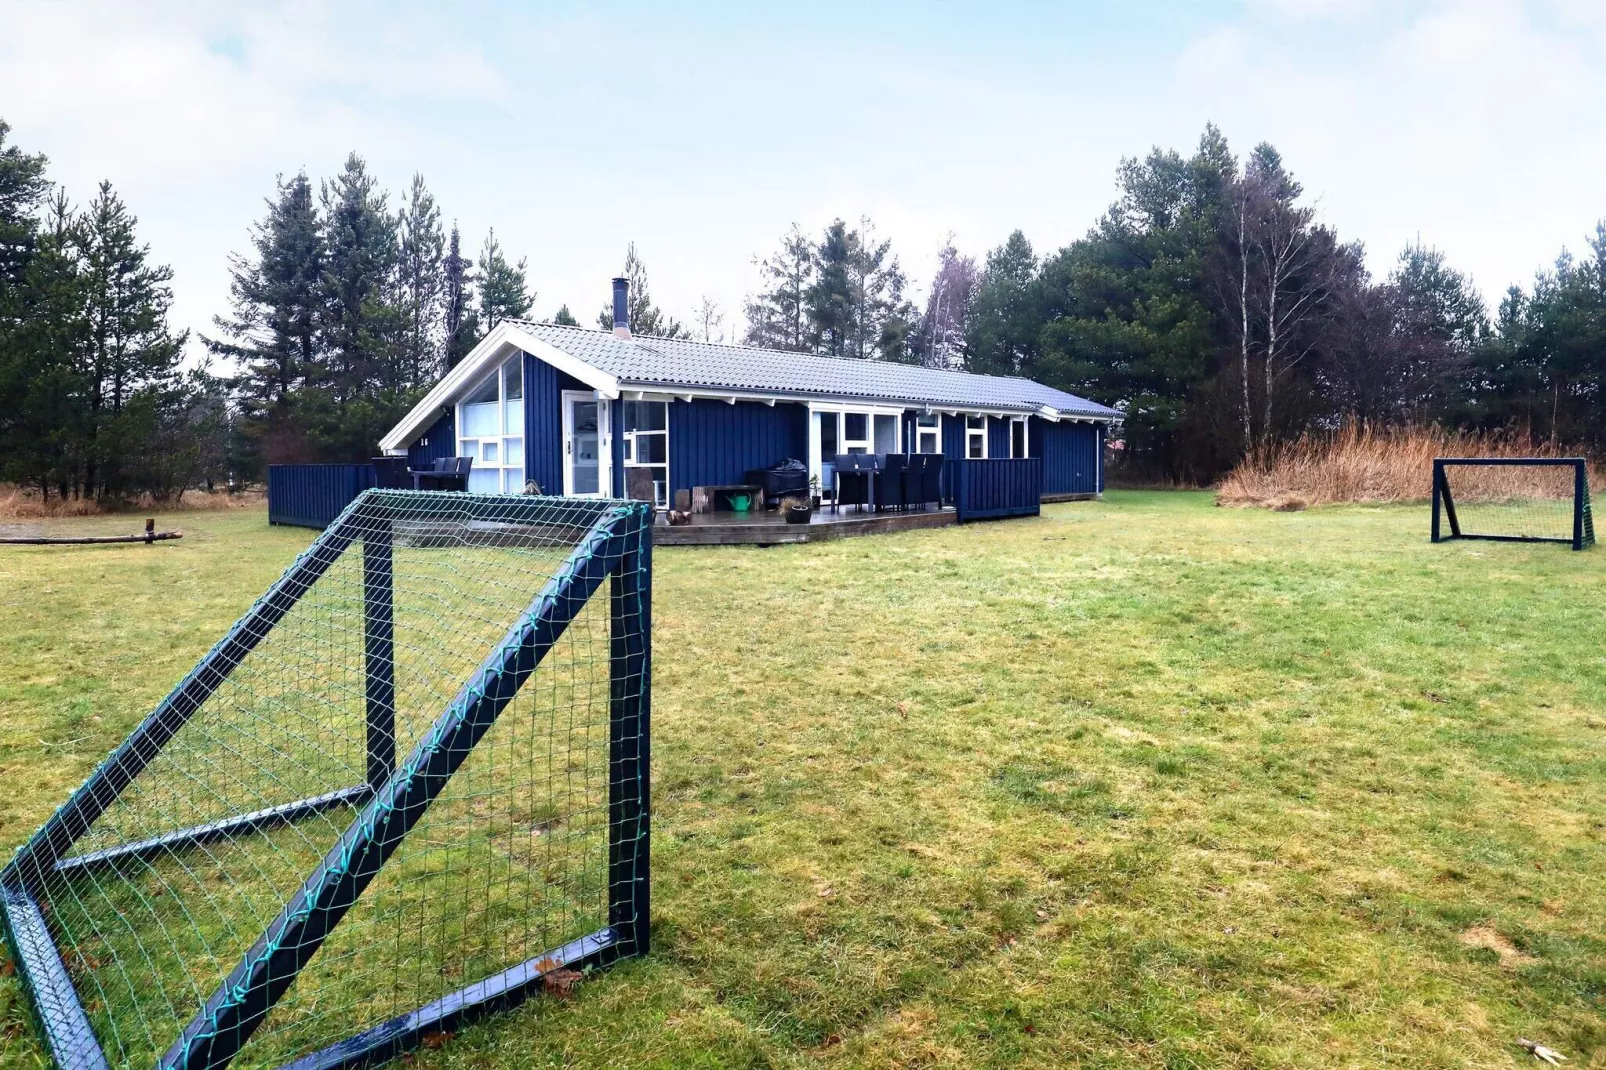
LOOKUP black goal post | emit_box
[1432,457,1595,551]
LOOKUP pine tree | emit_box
[0,119,57,491]
[596,243,684,338]
[395,173,445,389]
[552,303,578,326]
[77,181,186,498]
[477,228,533,332]
[319,153,398,405]
[3,189,85,496]
[807,220,854,356]
[965,231,1039,375]
[743,223,813,351]
[205,171,323,467]
[442,223,477,367]
[0,119,48,301]
[844,216,916,361]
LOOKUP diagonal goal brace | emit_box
[2,490,653,1070]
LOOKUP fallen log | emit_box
[0,518,183,546]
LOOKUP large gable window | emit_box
[457,357,525,493]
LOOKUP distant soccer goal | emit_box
[1432,458,1595,551]
[1,489,653,1070]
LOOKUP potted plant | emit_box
[780,495,812,524]
[809,474,823,509]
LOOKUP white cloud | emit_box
[2,0,1602,369]
[1170,0,1606,297]
[1248,0,1379,20]
[0,0,509,362]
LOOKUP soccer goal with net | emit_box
[1,490,652,1070]
[1432,457,1595,551]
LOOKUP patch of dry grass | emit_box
[0,484,263,520]
[1218,423,1604,509]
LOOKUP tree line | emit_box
[0,121,219,501]
[210,154,541,469]
[743,126,1605,482]
[5,116,1603,498]
[936,127,1599,481]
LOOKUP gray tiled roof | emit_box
[510,321,1119,419]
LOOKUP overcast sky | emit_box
[3,0,1604,362]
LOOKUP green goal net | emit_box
[2,490,652,1070]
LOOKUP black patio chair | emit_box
[411,455,472,491]
[901,453,927,510]
[832,453,877,512]
[371,456,411,489]
[922,453,946,508]
[878,454,910,511]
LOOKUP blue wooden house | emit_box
[378,280,1120,508]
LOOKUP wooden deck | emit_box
[654,506,957,546]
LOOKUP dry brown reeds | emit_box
[1216,422,1604,509]
[0,485,264,519]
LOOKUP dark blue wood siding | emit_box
[987,416,1011,458]
[408,411,456,469]
[1030,418,1102,495]
[611,409,625,498]
[942,412,965,457]
[522,354,592,495]
[666,399,807,502]
[948,458,1042,521]
[523,354,562,495]
[267,464,376,528]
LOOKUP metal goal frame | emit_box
[1431,457,1594,551]
[1,490,653,1070]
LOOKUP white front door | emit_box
[562,391,611,497]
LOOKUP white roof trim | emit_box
[378,322,619,452]
[621,382,1114,422]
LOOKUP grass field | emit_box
[2,492,1603,1069]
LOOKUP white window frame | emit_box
[1009,415,1030,459]
[841,410,873,455]
[965,414,988,460]
[561,389,612,498]
[807,401,907,499]
[914,412,941,455]
[621,399,669,508]
[455,356,525,493]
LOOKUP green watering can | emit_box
[728,492,752,513]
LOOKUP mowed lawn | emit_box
[2,492,1604,1069]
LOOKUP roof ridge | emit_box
[505,319,1119,419]
[513,319,1052,383]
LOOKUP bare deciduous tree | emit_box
[919,237,978,369]
[693,294,725,343]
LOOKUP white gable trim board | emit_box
[379,322,620,454]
